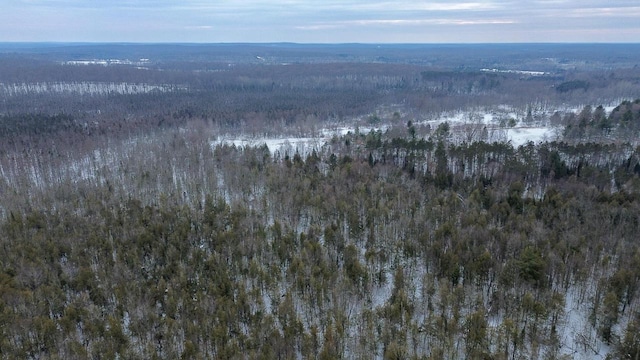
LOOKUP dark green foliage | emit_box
[0,113,79,137]
[344,244,367,288]
[464,310,490,359]
[2,45,640,359]
[564,99,640,141]
[540,149,571,179]
[556,80,589,93]
[1,105,640,358]
[617,311,640,360]
[517,247,547,287]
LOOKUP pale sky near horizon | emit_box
[1,0,639,43]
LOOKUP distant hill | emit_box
[1,43,640,70]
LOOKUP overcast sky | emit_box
[1,0,639,43]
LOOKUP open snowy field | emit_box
[211,105,590,154]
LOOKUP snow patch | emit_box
[506,126,558,146]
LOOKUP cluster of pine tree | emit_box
[1,100,640,358]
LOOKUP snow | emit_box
[62,58,151,66]
[417,107,561,146]
[213,137,324,156]
[558,286,611,359]
[212,116,560,154]
[506,126,558,146]
[212,125,388,156]
[481,68,547,76]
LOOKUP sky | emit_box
[1,0,639,43]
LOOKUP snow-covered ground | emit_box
[213,137,325,156]
[506,126,557,146]
[212,126,389,156]
[421,108,560,146]
[481,68,547,76]
[212,102,629,154]
[212,107,562,154]
[558,286,611,359]
[61,58,151,66]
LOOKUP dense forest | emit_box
[1,44,640,359]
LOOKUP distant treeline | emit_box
[1,55,639,138]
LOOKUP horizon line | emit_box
[1,41,640,46]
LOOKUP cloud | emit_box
[382,2,503,11]
[184,25,213,30]
[568,6,640,18]
[0,0,638,42]
[296,18,516,30]
[15,0,504,16]
[309,1,505,12]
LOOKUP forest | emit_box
[1,43,640,359]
